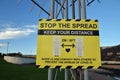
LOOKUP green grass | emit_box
[0,57,66,80]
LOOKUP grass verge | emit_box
[0,57,66,80]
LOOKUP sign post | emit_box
[33,0,101,80]
[36,19,101,69]
[48,0,55,80]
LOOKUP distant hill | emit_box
[101,44,120,61]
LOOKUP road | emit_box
[88,69,116,80]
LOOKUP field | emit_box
[0,57,65,80]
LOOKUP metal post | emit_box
[81,0,86,19]
[84,69,89,80]
[72,0,75,19]
[79,69,83,80]
[78,0,81,19]
[65,0,69,80]
[81,0,88,80]
[48,69,53,80]
[31,0,50,16]
[56,0,66,18]
[48,0,55,80]
[70,69,76,80]
[78,0,82,79]
[65,69,69,80]
[50,0,55,19]
[66,0,68,19]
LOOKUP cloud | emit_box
[0,24,37,40]
[24,24,37,29]
[0,43,7,47]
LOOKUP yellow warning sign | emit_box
[36,19,101,69]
